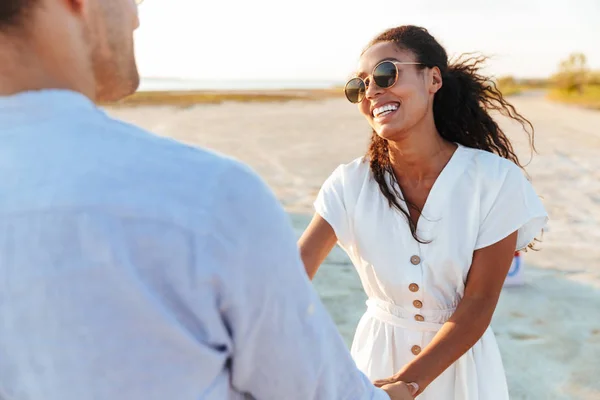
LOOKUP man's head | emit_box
[0,0,141,102]
[0,0,37,30]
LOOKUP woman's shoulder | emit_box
[317,156,373,205]
[314,156,371,232]
[338,155,370,171]
[458,145,536,212]
[460,145,525,183]
[327,156,371,183]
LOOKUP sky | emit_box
[133,0,600,83]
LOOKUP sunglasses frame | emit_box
[344,60,423,103]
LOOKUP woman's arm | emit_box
[298,213,338,280]
[374,231,518,395]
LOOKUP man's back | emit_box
[0,90,393,399]
[0,89,250,399]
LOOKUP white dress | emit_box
[314,144,548,399]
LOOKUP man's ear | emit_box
[62,0,88,17]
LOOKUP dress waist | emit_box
[365,299,456,333]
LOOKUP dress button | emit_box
[409,283,419,292]
[411,345,422,355]
[410,255,421,265]
[414,314,425,322]
[413,300,423,308]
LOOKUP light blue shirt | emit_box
[0,90,389,400]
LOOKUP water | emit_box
[138,77,343,92]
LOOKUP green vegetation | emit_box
[495,76,549,96]
[547,53,600,110]
[103,87,344,107]
[495,53,600,110]
[495,76,522,96]
[548,84,600,110]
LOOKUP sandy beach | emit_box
[106,91,600,399]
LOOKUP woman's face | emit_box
[355,42,441,142]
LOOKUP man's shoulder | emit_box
[104,116,233,169]
[73,113,272,227]
[97,115,260,187]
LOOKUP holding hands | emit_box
[379,380,418,400]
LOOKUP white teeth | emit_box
[373,103,399,117]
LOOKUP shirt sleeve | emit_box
[475,161,548,251]
[314,165,352,247]
[214,162,389,400]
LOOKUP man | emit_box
[0,1,417,399]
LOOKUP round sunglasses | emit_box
[344,60,422,103]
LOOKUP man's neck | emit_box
[0,35,95,99]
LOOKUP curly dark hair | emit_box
[366,25,535,244]
[0,0,36,30]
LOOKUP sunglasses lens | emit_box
[344,78,365,103]
[373,61,397,88]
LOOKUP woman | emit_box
[298,25,548,399]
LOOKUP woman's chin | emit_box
[374,124,407,142]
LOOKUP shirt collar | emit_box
[0,89,100,125]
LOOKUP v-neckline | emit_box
[385,143,467,233]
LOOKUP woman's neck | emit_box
[387,127,457,183]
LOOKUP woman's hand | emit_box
[380,380,418,399]
[373,375,396,388]
[376,374,420,396]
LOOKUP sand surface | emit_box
[106,91,600,399]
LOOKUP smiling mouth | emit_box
[372,102,400,118]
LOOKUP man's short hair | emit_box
[0,0,36,30]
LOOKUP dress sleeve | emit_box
[313,165,352,247]
[475,162,548,251]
